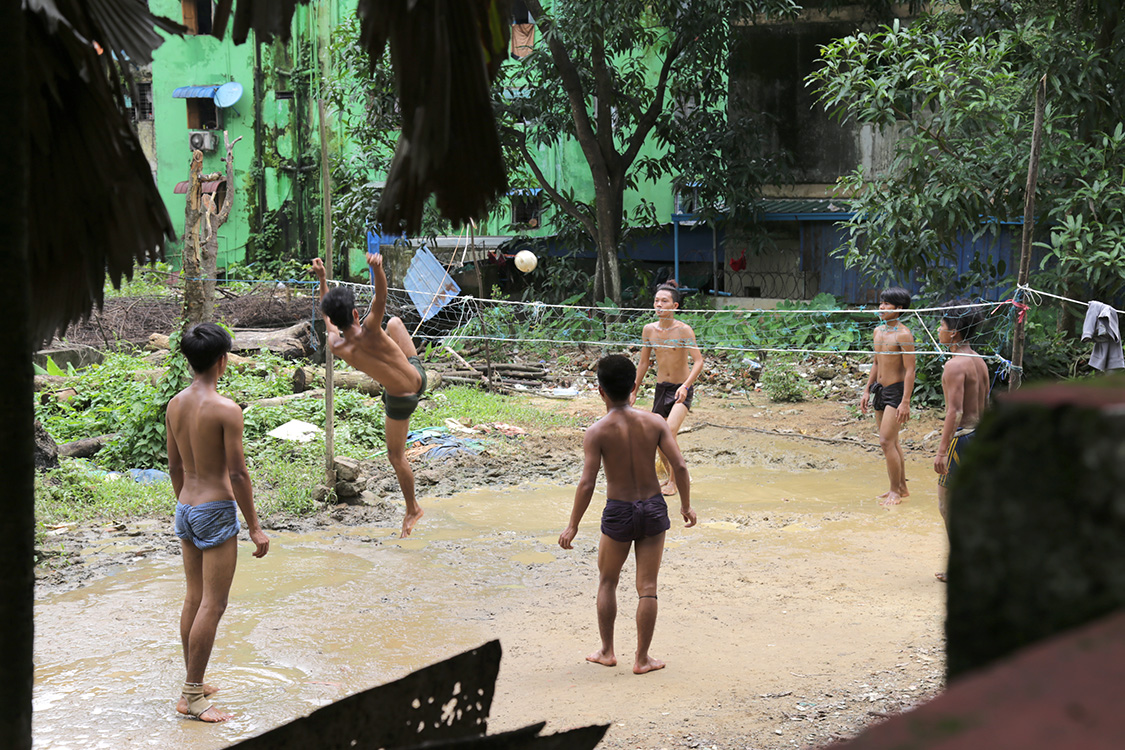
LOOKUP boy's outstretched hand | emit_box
[366,251,383,269]
[558,526,577,550]
[311,258,326,280]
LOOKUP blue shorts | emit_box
[601,494,671,543]
[174,500,240,550]
[938,429,974,488]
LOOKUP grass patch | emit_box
[36,459,176,527]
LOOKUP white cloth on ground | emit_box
[1081,301,1125,371]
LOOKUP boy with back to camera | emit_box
[860,287,917,506]
[631,281,704,496]
[933,300,990,582]
[559,355,697,675]
[166,323,270,722]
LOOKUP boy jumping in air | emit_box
[860,287,916,506]
[560,355,697,674]
[313,252,427,538]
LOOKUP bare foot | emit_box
[586,649,617,667]
[877,490,891,499]
[203,683,219,697]
[660,478,677,497]
[879,492,902,507]
[633,656,666,675]
[176,696,232,723]
[400,507,424,538]
[935,572,947,583]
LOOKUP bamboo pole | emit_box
[318,96,336,484]
[1010,75,1046,392]
[471,222,494,391]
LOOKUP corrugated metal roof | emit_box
[172,85,220,99]
[173,180,223,194]
[756,198,853,220]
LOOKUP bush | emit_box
[761,357,807,402]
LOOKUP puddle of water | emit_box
[34,455,941,748]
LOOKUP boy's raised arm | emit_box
[365,252,388,330]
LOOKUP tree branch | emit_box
[621,30,686,172]
[216,131,243,225]
[503,125,596,236]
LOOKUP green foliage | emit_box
[678,294,865,353]
[760,356,807,402]
[809,6,1125,302]
[35,459,176,525]
[104,262,176,299]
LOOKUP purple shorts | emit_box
[601,494,671,543]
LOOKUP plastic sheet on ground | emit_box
[268,419,324,442]
[405,427,483,460]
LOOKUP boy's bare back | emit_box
[586,407,674,502]
[166,385,244,506]
[943,354,990,429]
[327,325,419,397]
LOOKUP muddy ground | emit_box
[34,384,951,750]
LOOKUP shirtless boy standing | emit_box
[860,287,916,506]
[631,281,703,496]
[167,323,270,722]
[560,354,697,675]
[313,252,426,538]
[934,300,989,581]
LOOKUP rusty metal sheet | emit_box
[234,640,502,749]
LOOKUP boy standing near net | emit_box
[560,354,696,674]
[167,323,270,722]
[312,252,427,538]
[933,300,989,581]
[860,287,916,506]
[631,281,704,496]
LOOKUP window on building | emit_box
[511,192,543,227]
[133,82,154,121]
[187,97,220,130]
[182,0,214,35]
[511,0,535,59]
[675,183,700,215]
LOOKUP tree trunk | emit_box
[183,149,206,324]
[1,2,34,745]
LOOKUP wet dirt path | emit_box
[34,404,949,749]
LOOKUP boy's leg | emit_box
[876,409,907,504]
[657,402,689,495]
[633,531,667,674]
[177,537,237,722]
[589,534,631,667]
[384,416,423,537]
[385,316,419,358]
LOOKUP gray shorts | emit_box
[174,500,240,550]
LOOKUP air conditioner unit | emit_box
[188,130,217,152]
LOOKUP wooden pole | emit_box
[1010,75,1046,391]
[318,97,336,485]
[472,222,494,391]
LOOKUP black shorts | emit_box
[652,382,693,419]
[871,381,904,412]
[601,494,671,543]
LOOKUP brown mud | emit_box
[34,391,950,749]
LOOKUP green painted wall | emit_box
[150,1,687,275]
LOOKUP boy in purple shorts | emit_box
[559,355,697,674]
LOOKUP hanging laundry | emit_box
[1081,301,1125,371]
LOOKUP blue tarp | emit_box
[403,246,461,322]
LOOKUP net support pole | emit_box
[318,96,336,485]
[1010,75,1046,392]
[471,222,494,391]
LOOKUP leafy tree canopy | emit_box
[809,1,1125,304]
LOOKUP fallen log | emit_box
[58,433,117,458]
[34,374,72,392]
[247,389,325,409]
[292,366,442,395]
[148,323,313,359]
